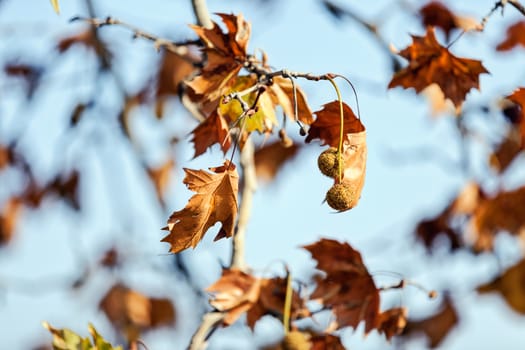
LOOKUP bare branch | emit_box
[231,138,257,271]
[509,0,525,15]
[192,0,213,29]
[188,312,225,350]
[71,16,199,61]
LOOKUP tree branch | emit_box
[191,0,213,29]
[508,0,525,15]
[188,312,225,350]
[71,16,199,62]
[230,138,257,271]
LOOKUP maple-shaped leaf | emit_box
[161,161,238,253]
[478,258,525,314]
[303,238,379,333]
[254,141,300,182]
[206,269,261,326]
[496,21,525,51]
[402,296,458,348]
[506,87,525,147]
[388,27,488,108]
[468,185,525,252]
[206,269,309,329]
[100,283,176,341]
[305,101,365,147]
[190,111,232,158]
[219,75,278,134]
[187,13,250,103]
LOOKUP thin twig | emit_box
[71,16,199,61]
[508,0,525,15]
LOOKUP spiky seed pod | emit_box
[318,147,342,178]
[282,331,311,350]
[326,183,356,211]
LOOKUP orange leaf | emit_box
[388,27,488,108]
[0,197,22,245]
[468,185,525,252]
[305,101,365,147]
[303,238,379,333]
[246,277,309,329]
[206,270,308,329]
[419,2,457,40]
[378,307,408,340]
[270,76,314,125]
[478,258,525,314]
[489,128,522,173]
[254,141,300,182]
[402,296,458,348]
[310,334,345,350]
[187,13,250,103]
[161,161,238,253]
[146,158,175,205]
[190,111,232,158]
[206,269,261,326]
[99,283,176,340]
[496,21,525,51]
[506,87,525,147]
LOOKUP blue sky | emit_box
[1,0,525,349]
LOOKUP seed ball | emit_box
[282,331,310,350]
[317,147,342,178]
[326,183,356,211]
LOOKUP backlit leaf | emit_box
[305,101,364,147]
[496,21,525,51]
[161,161,238,253]
[388,27,488,108]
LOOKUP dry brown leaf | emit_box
[378,307,408,340]
[489,128,522,173]
[388,27,488,108]
[496,21,525,51]
[57,29,98,53]
[161,160,238,253]
[0,197,22,245]
[187,13,250,103]
[190,111,232,158]
[146,159,175,205]
[419,2,457,40]
[422,83,455,116]
[246,277,309,330]
[339,131,367,210]
[155,51,196,118]
[0,144,11,170]
[254,141,300,182]
[303,238,379,333]
[478,258,525,314]
[305,101,365,147]
[206,270,308,329]
[100,284,176,340]
[468,186,525,252]
[506,87,525,147]
[310,333,345,350]
[206,269,261,326]
[270,76,314,125]
[402,296,458,348]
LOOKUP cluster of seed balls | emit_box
[318,147,357,211]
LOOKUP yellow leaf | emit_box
[50,0,60,14]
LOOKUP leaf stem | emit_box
[283,270,293,334]
[327,76,344,182]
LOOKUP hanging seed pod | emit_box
[282,331,311,350]
[317,147,342,178]
[326,183,357,211]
